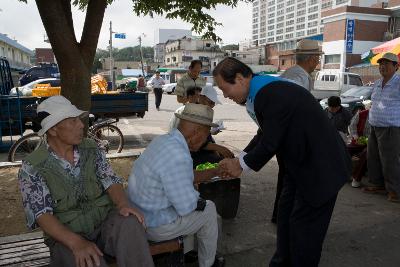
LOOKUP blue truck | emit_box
[0,57,148,150]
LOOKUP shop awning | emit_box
[370,44,400,65]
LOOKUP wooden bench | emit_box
[0,232,184,267]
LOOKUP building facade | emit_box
[0,33,32,70]
[322,6,391,71]
[153,29,192,63]
[164,36,224,71]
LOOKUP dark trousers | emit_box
[270,176,337,267]
[47,210,154,267]
[272,154,285,222]
[154,88,163,108]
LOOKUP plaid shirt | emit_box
[369,73,400,127]
[18,142,123,230]
[128,129,199,228]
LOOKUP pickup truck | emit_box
[0,57,148,146]
[311,70,363,100]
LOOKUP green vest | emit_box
[25,138,114,236]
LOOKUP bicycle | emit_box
[7,116,124,162]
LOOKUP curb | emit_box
[0,150,143,169]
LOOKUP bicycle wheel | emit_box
[92,124,124,153]
[8,133,42,162]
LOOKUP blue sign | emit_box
[114,33,126,39]
[346,19,355,54]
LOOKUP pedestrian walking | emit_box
[151,71,165,110]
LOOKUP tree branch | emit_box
[79,0,108,69]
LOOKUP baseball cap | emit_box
[377,52,399,63]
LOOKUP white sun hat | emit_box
[37,95,88,136]
[200,84,221,105]
[175,103,218,127]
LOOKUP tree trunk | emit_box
[35,0,107,111]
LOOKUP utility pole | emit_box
[138,34,146,76]
[109,21,113,89]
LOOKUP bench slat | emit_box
[0,232,44,245]
[0,238,46,250]
[0,243,48,259]
[0,251,50,266]
[7,258,50,267]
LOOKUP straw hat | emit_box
[295,39,323,55]
[175,103,218,127]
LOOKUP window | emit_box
[286,20,294,26]
[349,75,363,86]
[322,1,332,9]
[286,27,294,32]
[281,59,285,65]
[277,3,284,9]
[297,24,305,30]
[297,17,305,23]
[307,28,318,35]
[277,29,284,34]
[268,7,275,12]
[336,0,348,4]
[253,30,258,34]
[268,25,275,30]
[309,0,318,5]
[253,34,259,39]
[277,16,284,22]
[286,0,294,5]
[268,13,275,18]
[268,31,274,36]
[267,37,275,42]
[324,54,341,64]
[260,39,266,44]
[308,21,318,27]
[253,1,259,6]
[296,31,305,37]
[286,6,294,12]
[276,35,283,41]
[268,19,275,24]
[308,6,318,13]
[297,9,306,16]
[277,10,284,15]
[253,18,258,23]
[308,13,318,20]
[297,2,306,8]
[285,33,294,39]
[253,24,258,29]
[167,58,170,63]
[277,22,284,28]
[286,13,294,19]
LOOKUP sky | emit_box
[0,0,252,51]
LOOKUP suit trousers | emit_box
[154,88,163,108]
[367,126,400,195]
[47,210,154,267]
[269,176,337,267]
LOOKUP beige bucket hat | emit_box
[296,39,323,55]
[175,103,218,127]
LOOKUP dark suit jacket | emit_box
[243,80,351,207]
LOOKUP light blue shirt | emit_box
[369,73,400,127]
[128,129,199,228]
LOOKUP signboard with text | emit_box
[346,19,355,54]
[114,33,126,39]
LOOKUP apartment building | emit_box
[0,33,32,70]
[164,36,224,71]
[252,0,323,46]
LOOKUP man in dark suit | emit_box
[213,57,351,267]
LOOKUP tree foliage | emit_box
[19,0,243,111]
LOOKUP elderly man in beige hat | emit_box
[281,39,322,91]
[18,96,154,267]
[128,103,227,267]
[363,52,400,203]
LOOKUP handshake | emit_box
[216,158,243,178]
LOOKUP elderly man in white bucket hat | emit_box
[18,95,154,267]
[281,39,322,91]
[128,103,228,267]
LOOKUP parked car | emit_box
[19,63,60,86]
[10,78,60,96]
[319,86,373,114]
[311,70,363,100]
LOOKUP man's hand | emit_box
[219,158,243,178]
[71,237,103,267]
[119,206,146,228]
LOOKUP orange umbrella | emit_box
[371,37,400,54]
[371,44,400,65]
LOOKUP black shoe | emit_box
[212,255,225,267]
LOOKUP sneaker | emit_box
[351,179,361,188]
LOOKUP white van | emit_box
[311,71,363,100]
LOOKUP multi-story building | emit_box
[164,36,224,71]
[153,29,192,63]
[0,33,32,70]
[252,0,323,46]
